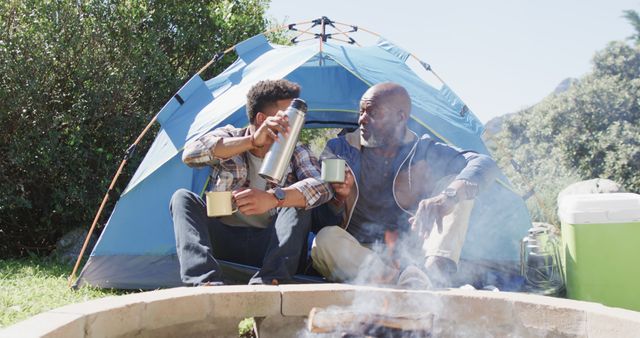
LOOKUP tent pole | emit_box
[289,25,317,45]
[319,17,325,53]
[67,115,159,288]
[196,20,316,75]
[68,21,318,287]
[68,35,254,287]
[197,46,235,75]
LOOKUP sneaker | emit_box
[396,265,433,290]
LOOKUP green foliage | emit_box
[0,258,129,327]
[623,9,640,45]
[300,128,342,156]
[238,317,257,337]
[492,41,640,224]
[0,0,269,257]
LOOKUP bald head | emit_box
[359,82,411,148]
[361,82,412,120]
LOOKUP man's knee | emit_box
[313,226,344,248]
[170,188,198,216]
[425,256,457,273]
[424,255,457,287]
[276,207,311,231]
[312,226,349,259]
[310,226,345,278]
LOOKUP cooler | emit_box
[558,193,640,311]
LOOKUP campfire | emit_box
[6,284,640,337]
[307,306,434,337]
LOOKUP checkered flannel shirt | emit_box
[182,124,333,210]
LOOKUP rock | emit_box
[50,227,98,264]
[553,77,578,94]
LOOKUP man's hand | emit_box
[330,168,354,205]
[409,193,457,239]
[233,188,277,215]
[252,111,290,148]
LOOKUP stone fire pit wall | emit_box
[2,284,640,337]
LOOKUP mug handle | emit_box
[230,196,238,214]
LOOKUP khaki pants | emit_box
[311,199,475,283]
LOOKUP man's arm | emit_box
[233,187,308,215]
[233,145,332,215]
[182,132,257,168]
[288,145,334,209]
[426,141,499,197]
[181,124,247,167]
[211,135,258,159]
[182,112,290,167]
[270,187,307,208]
[213,110,291,159]
[410,141,499,237]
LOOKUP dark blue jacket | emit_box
[322,129,499,230]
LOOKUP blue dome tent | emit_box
[72,18,532,289]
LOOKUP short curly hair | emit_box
[246,79,301,123]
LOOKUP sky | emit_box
[266,0,639,123]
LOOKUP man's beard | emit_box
[360,129,386,148]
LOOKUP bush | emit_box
[0,0,269,257]
[492,41,640,225]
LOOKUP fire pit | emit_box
[307,307,434,337]
[3,284,640,337]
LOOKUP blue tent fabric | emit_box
[77,34,531,289]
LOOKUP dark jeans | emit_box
[170,189,311,285]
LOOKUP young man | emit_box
[311,82,499,288]
[171,79,332,286]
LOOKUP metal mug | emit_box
[206,191,238,217]
[321,158,346,183]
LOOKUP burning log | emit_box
[307,307,434,337]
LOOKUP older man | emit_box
[311,82,498,288]
[171,79,332,286]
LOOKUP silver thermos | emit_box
[259,98,307,184]
[520,224,565,295]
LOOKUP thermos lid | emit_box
[290,98,307,113]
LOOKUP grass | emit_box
[1,257,258,336]
[238,317,257,337]
[0,257,130,328]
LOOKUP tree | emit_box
[492,41,640,224]
[0,0,270,257]
[623,9,640,45]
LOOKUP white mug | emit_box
[206,191,237,217]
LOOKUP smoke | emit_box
[300,196,533,336]
[299,128,537,336]
[299,286,444,337]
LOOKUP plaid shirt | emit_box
[182,125,332,210]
